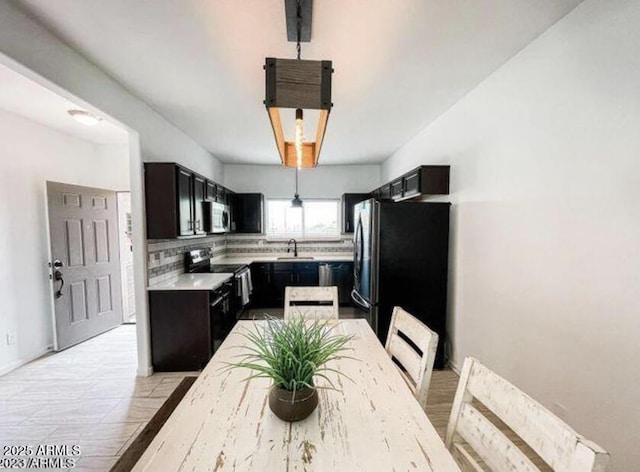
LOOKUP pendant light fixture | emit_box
[291,168,303,208]
[264,0,333,168]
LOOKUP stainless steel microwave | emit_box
[202,201,230,233]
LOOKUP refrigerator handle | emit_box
[351,289,370,310]
[354,216,363,287]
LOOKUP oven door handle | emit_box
[210,296,225,308]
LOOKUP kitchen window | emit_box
[266,199,340,240]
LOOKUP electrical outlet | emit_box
[553,402,568,421]
[6,332,16,345]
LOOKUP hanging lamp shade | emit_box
[264,57,333,168]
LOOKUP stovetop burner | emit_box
[185,249,247,274]
[209,264,246,274]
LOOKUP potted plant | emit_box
[229,316,354,422]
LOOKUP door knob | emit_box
[54,270,65,299]
[52,259,64,269]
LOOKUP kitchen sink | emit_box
[276,256,315,260]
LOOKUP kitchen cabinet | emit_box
[216,186,227,204]
[146,163,203,239]
[390,179,403,200]
[177,167,194,236]
[295,262,319,286]
[205,180,216,201]
[193,175,207,235]
[250,261,352,309]
[379,184,392,201]
[233,193,264,234]
[341,193,370,233]
[149,290,212,371]
[149,279,235,371]
[371,165,450,202]
[145,162,231,239]
[250,262,273,307]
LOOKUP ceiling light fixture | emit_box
[67,109,102,126]
[291,167,303,208]
[265,0,333,168]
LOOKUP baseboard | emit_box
[0,345,53,377]
[137,365,154,377]
[448,359,461,375]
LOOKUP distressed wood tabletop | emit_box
[132,319,461,471]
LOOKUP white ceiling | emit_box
[16,0,582,164]
[0,62,128,144]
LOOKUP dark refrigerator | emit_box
[351,199,450,368]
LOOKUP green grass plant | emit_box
[229,316,354,393]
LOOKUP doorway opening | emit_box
[118,192,136,324]
[0,57,146,378]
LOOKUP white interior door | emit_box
[47,181,123,350]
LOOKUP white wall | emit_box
[224,164,380,198]
[0,108,129,374]
[0,2,222,180]
[0,1,224,375]
[383,1,640,469]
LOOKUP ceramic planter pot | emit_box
[269,385,318,422]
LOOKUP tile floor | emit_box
[0,325,195,471]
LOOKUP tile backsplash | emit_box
[147,235,227,286]
[225,234,353,256]
[147,233,354,286]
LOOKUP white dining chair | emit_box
[384,306,439,410]
[284,286,339,321]
[445,357,610,472]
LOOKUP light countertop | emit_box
[148,254,353,291]
[148,273,233,291]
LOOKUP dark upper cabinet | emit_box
[379,184,392,201]
[144,163,197,239]
[216,186,227,204]
[341,193,370,233]
[205,180,216,201]
[233,193,264,234]
[145,163,222,239]
[193,175,207,235]
[372,165,450,202]
[403,169,421,198]
[177,167,195,237]
[226,190,236,232]
[390,179,404,200]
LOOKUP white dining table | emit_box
[133,319,461,471]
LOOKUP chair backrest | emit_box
[445,357,609,472]
[284,286,339,321]
[384,306,439,409]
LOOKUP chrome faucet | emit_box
[287,238,298,257]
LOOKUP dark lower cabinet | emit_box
[341,193,371,233]
[250,261,351,309]
[250,262,273,307]
[149,285,235,371]
[149,290,212,371]
[233,193,264,233]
